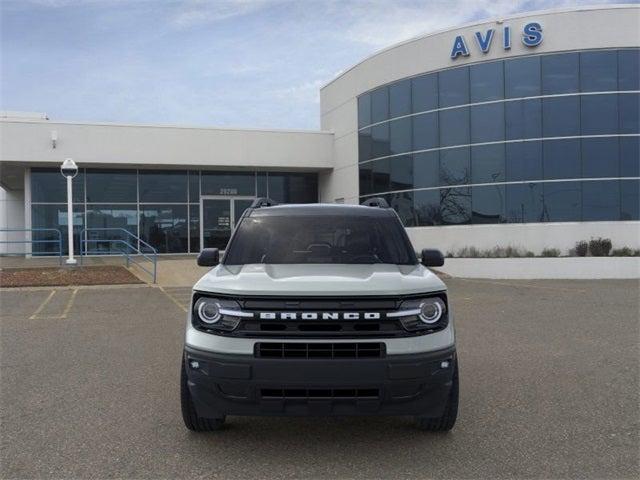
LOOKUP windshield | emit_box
[223,214,417,265]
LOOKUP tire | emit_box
[415,362,459,432]
[181,359,225,432]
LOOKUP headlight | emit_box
[418,298,445,324]
[192,295,246,332]
[389,295,448,332]
[195,298,221,324]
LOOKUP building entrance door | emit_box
[200,196,254,250]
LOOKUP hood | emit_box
[193,263,446,297]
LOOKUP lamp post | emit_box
[60,158,78,265]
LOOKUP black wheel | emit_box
[181,359,225,431]
[416,362,459,432]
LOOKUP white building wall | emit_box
[0,186,26,254]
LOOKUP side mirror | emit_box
[421,248,444,267]
[197,248,219,267]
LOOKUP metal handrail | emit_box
[0,228,63,264]
[79,228,158,283]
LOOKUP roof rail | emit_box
[361,197,390,208]
[250,197,279,208]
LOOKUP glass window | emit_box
[358,94,371,128]
[470,103,504,143]
[581,94,618,135]
[372,158,390,194]
[31,204,84,255]
[582,137,619,178]
[472,185,505,224]
[440,147,470,186]
[582,180,620,221]
[86,205,138,254]
[389,79,411,118]
[370,86,389,123]
[580,51,617,92]
[390,155,413,192]
[620,136,640,177]
[439,67,469,108]
[505,99,542,140]
[542,97,580,137]
[544,139,581,180]
[471,144,505,184]
[414,189,441,226]
[470,61,504,102]
[31,168,85,203]
[359,128,372,162]
[86,169,137,203]
[189,171,200,202]
[256,172,268,197]
[506,141,543,182]
[542,52,579,94]
[389,117,412,155]
[139,205,188,253]
[359,163,373,196]
[412,112,438,151]
[506,183,543,223]
[439,107,469,147]
[189,204,200,253]
[389,191,417,227]
[543,182,581,222]
[139,170,187,203]
[413,151,440,189]
[440,187,471,225]
[267,173,317,203]
[621,179,640,220]
[618,49,640,91]
[412,73,438,113]
[505,56,541,98]
[371,123,390,158]
[619,93,639,134]
[202,171,255,196]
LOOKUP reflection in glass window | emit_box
[620,136,640,177]
[472,185,505,224]
[413,151,440,189]
[505,56,541,98]
[412,112,438,151]
[580,51,618,92]
[619,93,639,134]
[139,170,187,203]
[371,123,390,158]
[506,142,543,182]
[621,180,640,220]
[389,79,411,118]
[86,169,137,203]
[389,117,412,155]
[202,171,255,196]
[618,49,640,91]
[505,99,542,140]
[440,147,470,186]
[412,73,438,113]
[470,103,504,143]
[189,171,200,202]
[139,205,188,253]
[581,94,618,135]
[189,204,200,253]
[583,180,620,221]
[543,139,581,180]
[582,137,619,178]
[542,182,581,222]
[470,61,504,102]
[390,155,413,192]
[471,144,505,184]
[372,158,390,194]
[541,53,579,94]
[389,191,417,227]
[267,173,317,203]
[439,108,469,147]
[439,67,469,108]
[370,87,389,123]
[358,94,371,128]
[257,172,267,197]
[506,183,543,223]
[86,205,138,254]
[359,162,373,196]
[31,168,85,203]
[31,204,84,255]
[359,128,372,162]
[440,187,471,225]
[414,189,441,226]
[542,97,580,137]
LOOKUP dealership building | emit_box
[1,5,638,257]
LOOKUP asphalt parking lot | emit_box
[1,279,638,479]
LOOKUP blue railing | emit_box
[79,228,158,283]
[0,228,63,264]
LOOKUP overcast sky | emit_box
[0,0,629,130]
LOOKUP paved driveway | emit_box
[1,279,638,479]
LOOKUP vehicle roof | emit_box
[247,203,395,217]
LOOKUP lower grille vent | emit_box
[256,342,384,359]
[261,388,380,399]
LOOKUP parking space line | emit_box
[29,290,56,319]
[158,286,189,313]
[29,288,79,320]
[59,289,79,318]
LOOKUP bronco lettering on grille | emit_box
[258,312,381,320]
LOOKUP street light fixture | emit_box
[60,158,78,265]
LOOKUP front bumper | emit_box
[184,345,456,418]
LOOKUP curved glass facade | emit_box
[357,49,640,226]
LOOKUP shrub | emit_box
[574,241,589,257]
[540,248,561,257]
[610,247,640,257]
[589,237,612,257]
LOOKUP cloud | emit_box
[170,0,284,28]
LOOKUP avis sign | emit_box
[450,22,543,59]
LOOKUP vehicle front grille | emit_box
[260,388,380,399]
[255,342,385,359]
